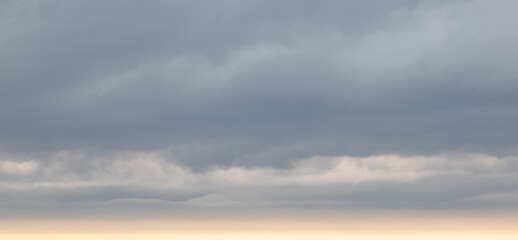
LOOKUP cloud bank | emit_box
[1,151,517,215]
[1,0,518,215]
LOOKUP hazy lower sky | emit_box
[1,0,518,237]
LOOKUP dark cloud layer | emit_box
[1,0,518,215]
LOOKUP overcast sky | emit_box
[1,0,518,218]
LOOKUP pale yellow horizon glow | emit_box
[1,212,517,239]
[2,234,518,240]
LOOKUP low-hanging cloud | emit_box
[1,150,517,212]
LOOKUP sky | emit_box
[1,0,518,238]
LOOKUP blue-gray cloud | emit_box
[1,0,518,215]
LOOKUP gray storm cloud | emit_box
[1,0,518,215]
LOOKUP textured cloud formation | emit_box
[1,151,517,214]
[1,0,518,215]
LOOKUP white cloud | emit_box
[0,160,39,176]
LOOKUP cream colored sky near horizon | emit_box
[3,234,518,240]
[2,212,517,236]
